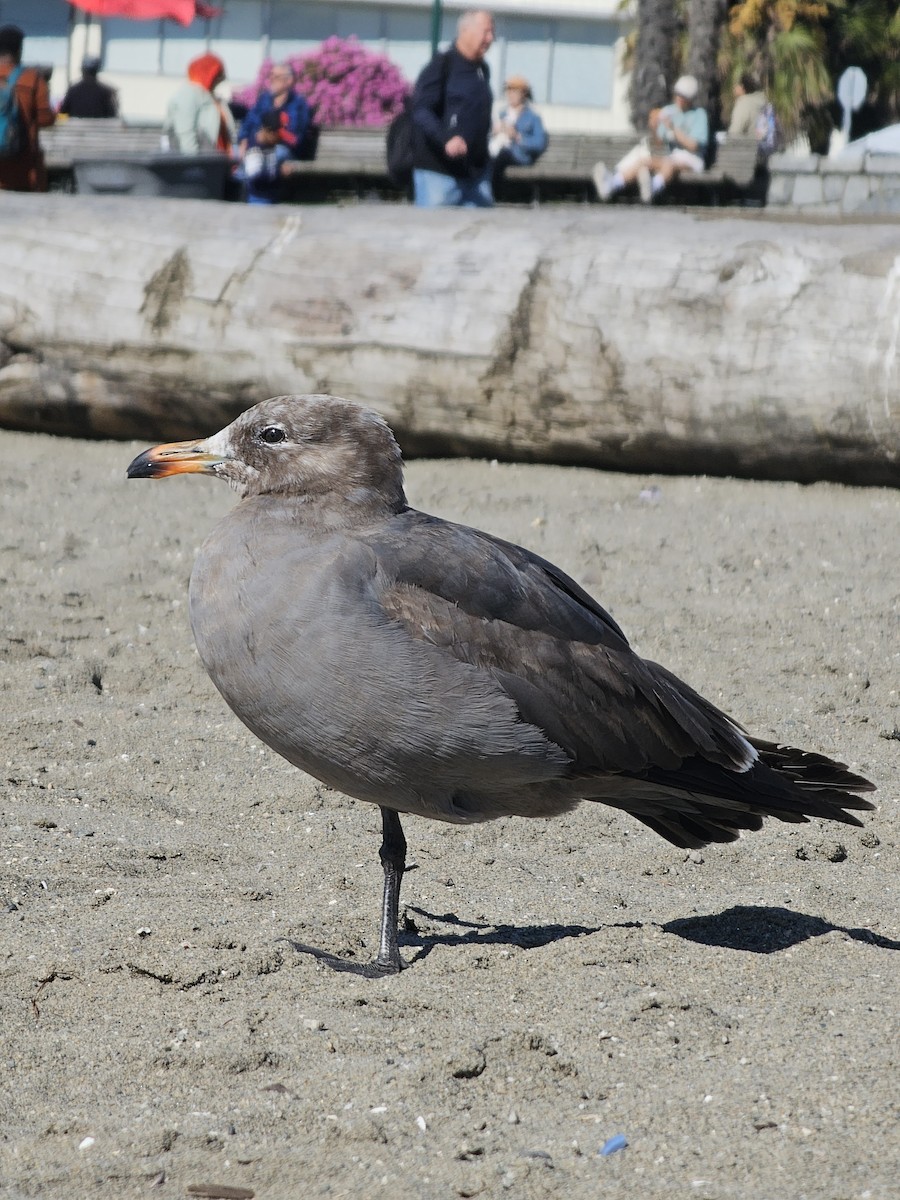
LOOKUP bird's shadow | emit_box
[283,908,629,973]
[400,905,624,962]
[663,904,900,954]
[284,903,898,974]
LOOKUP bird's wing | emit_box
[361,512,755,777]
[368,510,631,649]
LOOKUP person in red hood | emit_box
[163,52,235,153]
[0,24,55,192]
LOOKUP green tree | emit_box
[717,0,900,148]
[828,0,900,129]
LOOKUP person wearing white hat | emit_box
[593,74,709,204]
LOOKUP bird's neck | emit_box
[242,489,406,532]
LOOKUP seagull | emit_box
[127,394,875,976]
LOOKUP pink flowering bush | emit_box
[234,36,410,127]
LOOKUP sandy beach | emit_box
[1,423,898,1200]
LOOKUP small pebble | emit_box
[302,1018,324,1031]
[599,1133,628,1156]
[78,1136,95,1151]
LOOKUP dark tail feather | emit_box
[618,740,875,851]
[752,738,875,810]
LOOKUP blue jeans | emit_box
[413,167,494,208]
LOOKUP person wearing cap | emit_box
[593,74,709,204]
[489,73,548,194]
[0,23,55,192]
[59,55,118,120]
[163,53,235,154]
[411,9,496,207]
[237,62,310,163]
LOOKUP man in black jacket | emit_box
[59,56,118,119]
[411,9,495,207]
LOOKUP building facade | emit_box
[2,0,632,132]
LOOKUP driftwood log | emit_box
[1,194,898,485]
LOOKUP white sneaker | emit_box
[637,164,652,204]
[593,162,615,202]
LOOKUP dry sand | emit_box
[1,426,898,1200]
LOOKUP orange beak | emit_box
[126,438,225,479]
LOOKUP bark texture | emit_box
[629,0,678,132]
[1,195,898,486]
[687,0,728,129]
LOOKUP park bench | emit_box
[43,118,163,174]
[502,132,762,204]
[286,126,390,179]
[42,120,385,198]
[42,118,233,199]
[41,120,385,199]
[41,120,761,205]
[287,127,760,204]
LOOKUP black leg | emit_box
[373,806,407,974]
[285,806,408,978]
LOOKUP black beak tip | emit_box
[126,449,159,479]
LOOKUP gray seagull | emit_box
[127,394,875,976]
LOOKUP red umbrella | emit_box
[66,1,222,26]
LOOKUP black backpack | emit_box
[386,103,415,188]
[386,52,451,190]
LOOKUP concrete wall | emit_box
[768,153,900,216]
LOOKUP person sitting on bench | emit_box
[593,75,708,205]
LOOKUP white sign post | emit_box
[837,66,868,138]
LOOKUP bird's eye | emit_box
[258,425,286,445]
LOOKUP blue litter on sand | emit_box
[600,1133,628,1156]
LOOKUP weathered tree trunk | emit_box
[629,0,678,131]
[687,0,728,131]
[1,195,898,485]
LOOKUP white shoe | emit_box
[637,164,652,204]
[593,162,615,202]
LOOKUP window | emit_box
[102,18,163,75]
[209,1,265,81]
[0,0,69,67]
[82,0,622,111]
[550,20,615,108]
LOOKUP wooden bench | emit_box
[285,127,390,179]
[503,133,761,204]
[41,120,762,205]
[42,120,234,199]
[43,118,164,175]
[289,127,760,205]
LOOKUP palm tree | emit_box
[628,0,727,133]
[720,0,846,147]
[687,0,729,129]
[629,0,679,131]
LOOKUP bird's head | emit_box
[126,394,408,514]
